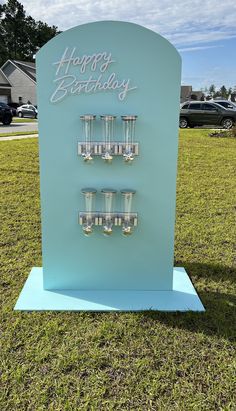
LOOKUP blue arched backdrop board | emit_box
[15,21,204,311]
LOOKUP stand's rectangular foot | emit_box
[14,267,205,312]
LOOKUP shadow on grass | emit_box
[141,291,235,342]
[177,261,236,284]
[141,262,236,342]
[13,262,235,343]
[1,168,39,175]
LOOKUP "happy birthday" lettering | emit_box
[50,47,137,103]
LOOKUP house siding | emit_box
[3,62,36,105]
[0,69,11,103]
[0,88,11,98]
[180,86,192,103]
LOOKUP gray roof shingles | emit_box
[12,60,36,82]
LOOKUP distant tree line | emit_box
[0,0,60,67]
[202,84,236,100]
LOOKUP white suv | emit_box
[212,100,236,110]
[17,104,38,119]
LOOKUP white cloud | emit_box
[19,0,236,46]
[179,45,224,52]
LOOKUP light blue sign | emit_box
[15,21,204,311]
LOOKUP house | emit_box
[180,85,205,103]
[180,85,192,103]
[1,60,36,105]
[191,90,205,101]
[0,68,12,104]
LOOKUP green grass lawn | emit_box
[12,118,38,123]
[0,130,235,410]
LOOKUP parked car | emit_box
[16,104,38,118]
[179,101,236,129]
[212,100,236,110]
[0,102,13,125]
[7,102,20,116]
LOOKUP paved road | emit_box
[0,121,38,134]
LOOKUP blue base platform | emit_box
[14,267,205,311]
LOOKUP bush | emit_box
[230,125,236,138]
[209,126,236,138]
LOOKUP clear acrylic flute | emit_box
[80,115,96,161]
[121,115,137,163]
[81,188,97,235]
[121,189,136,235]
[101,188,117,235]
[100,115,116,162]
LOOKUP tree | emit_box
[231,86,236,102]
[219,85,228,99]
[213,90,221,98]
[227,87,232,100]
[209,84,215,97]
[0,0,60,66]
[1,0,29,64]
[0,4,9,65]
[34,20,59,49]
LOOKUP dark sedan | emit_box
[179,101,236,129]
[0,102,13,125]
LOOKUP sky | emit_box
[13,0,236,90]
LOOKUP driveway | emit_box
[0,121,38,134]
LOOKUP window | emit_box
[189,103,202,110]
[182,104,189,109]
[202,104,217,111]
[221,102,234,109]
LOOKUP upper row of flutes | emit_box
[79,114,138,163]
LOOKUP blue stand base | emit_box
[14,267,205,311]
